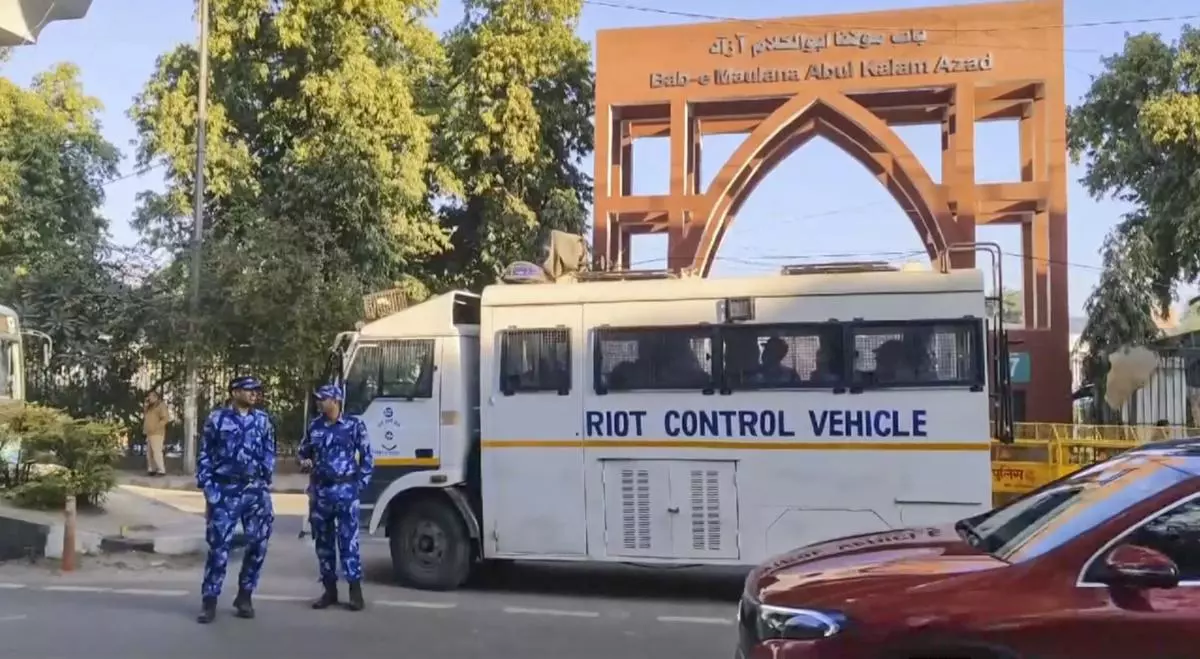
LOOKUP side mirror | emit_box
[1099,544,1180,590]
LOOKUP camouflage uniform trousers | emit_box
[201,483,275,598]
[309,482,364,583]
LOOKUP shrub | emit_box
[0,405,122,509]
[10,471,71,509]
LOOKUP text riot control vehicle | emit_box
[324,262,1012,590]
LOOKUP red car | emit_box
[738,439,1200,659]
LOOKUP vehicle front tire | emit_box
[388,497,472,591]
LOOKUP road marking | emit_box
[374,600,458,609]
[111,588,189,597]
[41,585,111,593]
[253,594,309,602]
[656,615,735,625]
[503,606,601,618]
[14,581,736,627]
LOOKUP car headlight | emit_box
[754,603,848,641]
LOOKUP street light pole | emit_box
[182,0,211,476]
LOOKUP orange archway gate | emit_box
[592,0,1071,422]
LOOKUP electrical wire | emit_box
[630,246,1105,273]
[3,162,164,212]
[582,1,1200,54]
[583,1,1200,34]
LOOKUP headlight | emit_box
[755,603,848,641]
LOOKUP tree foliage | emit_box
[1077,225,1162,386]
[0,64,154,423]
[0,404,122,509]
[1068,25,1200,377]
[434,0,594,289]
[130,0,452,368]
[0,64,118,267]
[124,0,596,440]
[0,1,598,447]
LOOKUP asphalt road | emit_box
[0,514,746,658]
[0,585,735,658]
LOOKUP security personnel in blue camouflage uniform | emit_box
[196,376,276,624]
[298,384,373,611]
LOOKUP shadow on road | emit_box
[363,557,748,603]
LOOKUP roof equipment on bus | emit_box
[363,287,411,322]
[575,269,678,282]
[780,261,899,276]
[500,230,592,285]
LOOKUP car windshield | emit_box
[955,453,1193,562]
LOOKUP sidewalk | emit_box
[117,471,309,494]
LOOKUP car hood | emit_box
[749,525,1008,607]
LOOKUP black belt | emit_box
[314,474,359,487]
[211,475,261,485]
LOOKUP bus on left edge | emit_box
[0,304,24,404]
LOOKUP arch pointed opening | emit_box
[692,93,957,276]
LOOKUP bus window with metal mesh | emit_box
[850,322,981,387]
[499,329,571,395]
[595,326,713,392]
[379,340,435,399]
[722,324,845,389]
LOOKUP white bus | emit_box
[324,263,1009,590]
[0,305,24,404]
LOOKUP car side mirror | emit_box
[1099,544,1180,590]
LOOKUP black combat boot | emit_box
[346,581,365,612]
[196,596,217,624]
[311,578,338,609]
[233,588,255,619]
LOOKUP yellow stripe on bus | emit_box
[480,439,988,452]
[375,457,441,467]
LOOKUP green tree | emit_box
[1069,25,1200,389]
[433,0,594,289]
[1078,224,1162,390]
[0,64,119,274]
[1069,26,1200,312]
[1,404,122,509]
[0,64,151,423]
[129,0,452,421]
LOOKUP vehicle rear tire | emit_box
[389,497,472,591]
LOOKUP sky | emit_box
[3,0,1198,317]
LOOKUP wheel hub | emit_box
[409,519,446,567]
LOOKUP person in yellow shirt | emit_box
[143,391,170,476]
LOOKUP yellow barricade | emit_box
[990,460,1054,493]
[989,423,1199,504]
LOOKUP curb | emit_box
[2,514,244,560]
[97,532,244,556]
[118,478,307,495]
